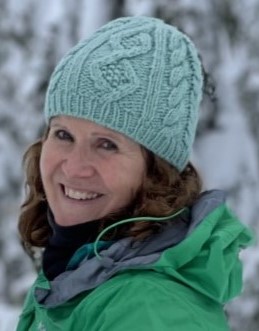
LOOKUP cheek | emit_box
[104,157,145,195]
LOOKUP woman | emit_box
[16,16,253,331]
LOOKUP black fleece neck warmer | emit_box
[42,211,101,280]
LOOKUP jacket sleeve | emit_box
[83,276,230,331]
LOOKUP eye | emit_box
[54,129,73,141]
[99,139,118,151]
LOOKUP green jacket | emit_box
[16,190,253,331]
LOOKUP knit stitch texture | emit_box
[44,16,203,171]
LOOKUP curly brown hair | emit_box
[18,129,202,255]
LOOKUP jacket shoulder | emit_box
[80,270,230,331]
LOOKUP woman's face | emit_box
[40,116,146,226]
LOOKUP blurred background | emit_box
[0,0,259,330]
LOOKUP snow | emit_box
[0,133,22,189]
[78,0,114,39]
[0,304,20,331]
[124,0,156,16]
[35,0,65,27]
[195,111,258,191]
[247,72,259,89]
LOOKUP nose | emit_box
[61,145,96,179]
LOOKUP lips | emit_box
[62,185,103,201]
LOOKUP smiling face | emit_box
[40,116,146,226]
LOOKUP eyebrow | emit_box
[50,123,64,128]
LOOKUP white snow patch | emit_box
[0,303,20,331]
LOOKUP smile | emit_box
[63,186,103,201]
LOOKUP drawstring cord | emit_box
[93,207,187,260]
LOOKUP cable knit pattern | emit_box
[45,16,203,171]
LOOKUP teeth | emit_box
[64,187,100,200]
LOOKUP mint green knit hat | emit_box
[44,16,203,171]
